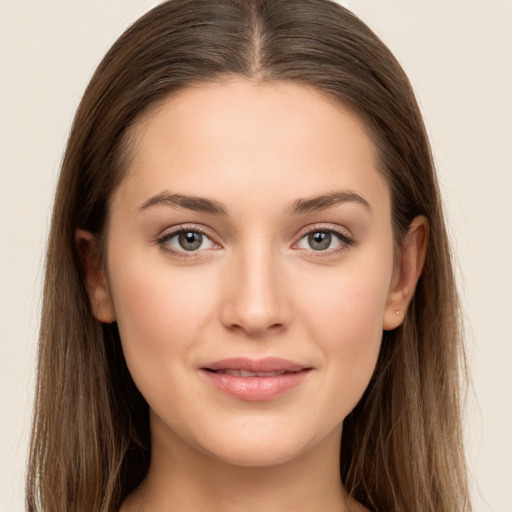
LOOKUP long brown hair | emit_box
[27,1,471,510]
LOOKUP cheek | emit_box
[107,256,219,386]
[297,259,392,413]
[300,254,392,340]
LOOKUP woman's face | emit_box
[97,79,403,466]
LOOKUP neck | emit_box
[122,418,357,512]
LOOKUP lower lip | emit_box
[201,369,311,401]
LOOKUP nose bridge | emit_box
[221,236,290,336]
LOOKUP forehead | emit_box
[114,78,389,216]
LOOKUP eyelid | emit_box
[156,224,222,258]
[294,223,354,242]
[155,222,355,260]
[292,223,356,254]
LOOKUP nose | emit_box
[219,243,292,338]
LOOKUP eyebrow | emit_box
[138,190,371,216]
[287,191,372,215]
[139,193,229,215]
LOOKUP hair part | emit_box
[28,1,471,511]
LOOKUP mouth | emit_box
[207,369,296,377]
[200,357,312,401]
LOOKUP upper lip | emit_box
[202,357,309,373]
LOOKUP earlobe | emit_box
[75,229,116,323]
[383,216,428,331]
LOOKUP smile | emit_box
[201,357,312,401]
[213,369,290,377]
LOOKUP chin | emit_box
[204,440,309,468]
[192,418,339,469]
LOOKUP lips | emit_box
[201,357,312,401]
[214,369,290,377]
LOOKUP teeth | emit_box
[219,370,288,377]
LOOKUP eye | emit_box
[295,228,353,252]
[158,228,217,254]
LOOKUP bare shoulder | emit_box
[117,489,140,512]
[347,494,372,512]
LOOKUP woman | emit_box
[27,0,471,511]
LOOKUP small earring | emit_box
[395,310,401,316]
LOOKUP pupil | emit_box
[309,231,331,250]
[179,231,202,251]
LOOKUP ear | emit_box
[383,216,428,330]
[75,229,116,323]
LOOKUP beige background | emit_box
[1,0,511,510]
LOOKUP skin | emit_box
[78,78,427,512]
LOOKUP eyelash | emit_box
[294,226,355,259]
[156,225,355,260]
[156,226,216,260]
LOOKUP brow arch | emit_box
[138,190,371,216]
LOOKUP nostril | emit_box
[224,321,285,338]
[219,276,292,336]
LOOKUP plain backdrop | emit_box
[1,1,511,510]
